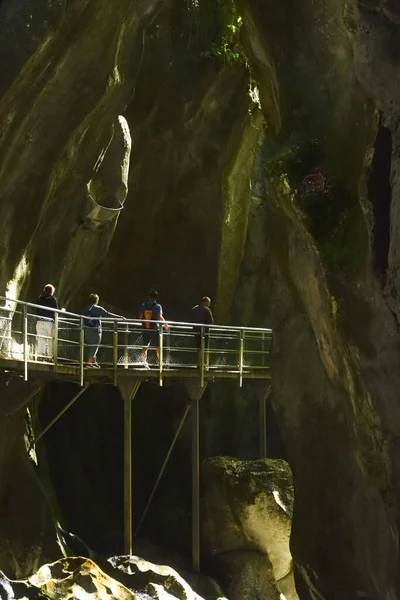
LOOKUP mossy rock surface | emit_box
[202,456,297,600]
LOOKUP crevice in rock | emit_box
[368,116,392,280]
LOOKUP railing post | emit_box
[239,330,244,387]
[158,322,163,387]
[124,322,129,369]
[200,326,205,387]
[261,331,265,368]
[23,305,28,381]
[54,311,59,367]
[79,316,84,387]
[113,320,118,386]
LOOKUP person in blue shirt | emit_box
[82,293,125,368]
[138,290,168,368]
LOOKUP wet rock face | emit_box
[202,456,297,600]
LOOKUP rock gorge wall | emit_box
[1,1,400,599]
[236,1,400,599]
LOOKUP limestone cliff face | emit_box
[235,1,400,599]
[0,0,162,302]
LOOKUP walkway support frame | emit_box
[252,381,271,459]
[135,402,191,539]
[32,383,89,448]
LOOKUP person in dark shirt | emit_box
[138,290,168,368]
[191,296,214,367]
[36,284,58,359]
[82,293,125,368]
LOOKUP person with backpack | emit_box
[36,283,58,359]
[138,290,168,368]
[191,296,214,367]
[82,293,126,368]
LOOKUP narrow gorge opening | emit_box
[368,117,392,279]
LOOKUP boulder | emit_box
[0,555,227,600]
[202,456,297,600]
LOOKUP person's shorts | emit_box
[142,329,159,347]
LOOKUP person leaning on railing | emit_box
[36,284,58,359]
[191,296,214,368]
[82,293,126,368]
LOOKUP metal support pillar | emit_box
[32,384,89,448]
[184,381,208,574]
[118,379,141,556]
[255,382,271,459]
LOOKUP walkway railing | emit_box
[0,296,272,386]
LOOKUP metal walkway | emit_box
[0,296,272,386]
[0,296,273,572]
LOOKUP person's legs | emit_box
[36,320,46,358]
[204,332,210,369]
[193,328,202,367]
[142,330,151,364]
[42,320,53,358]
[92,330,101,364]
[194,330,210,368]
[154,332,160,361]
[85,328,101,366]
[84,328,92,362]
[48,322,55,359]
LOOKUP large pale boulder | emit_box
[0,555,227,600]
[202,456,297,600]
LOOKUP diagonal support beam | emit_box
[31,384,89,449]
[135,402,191,539]
[6,384,42,417]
